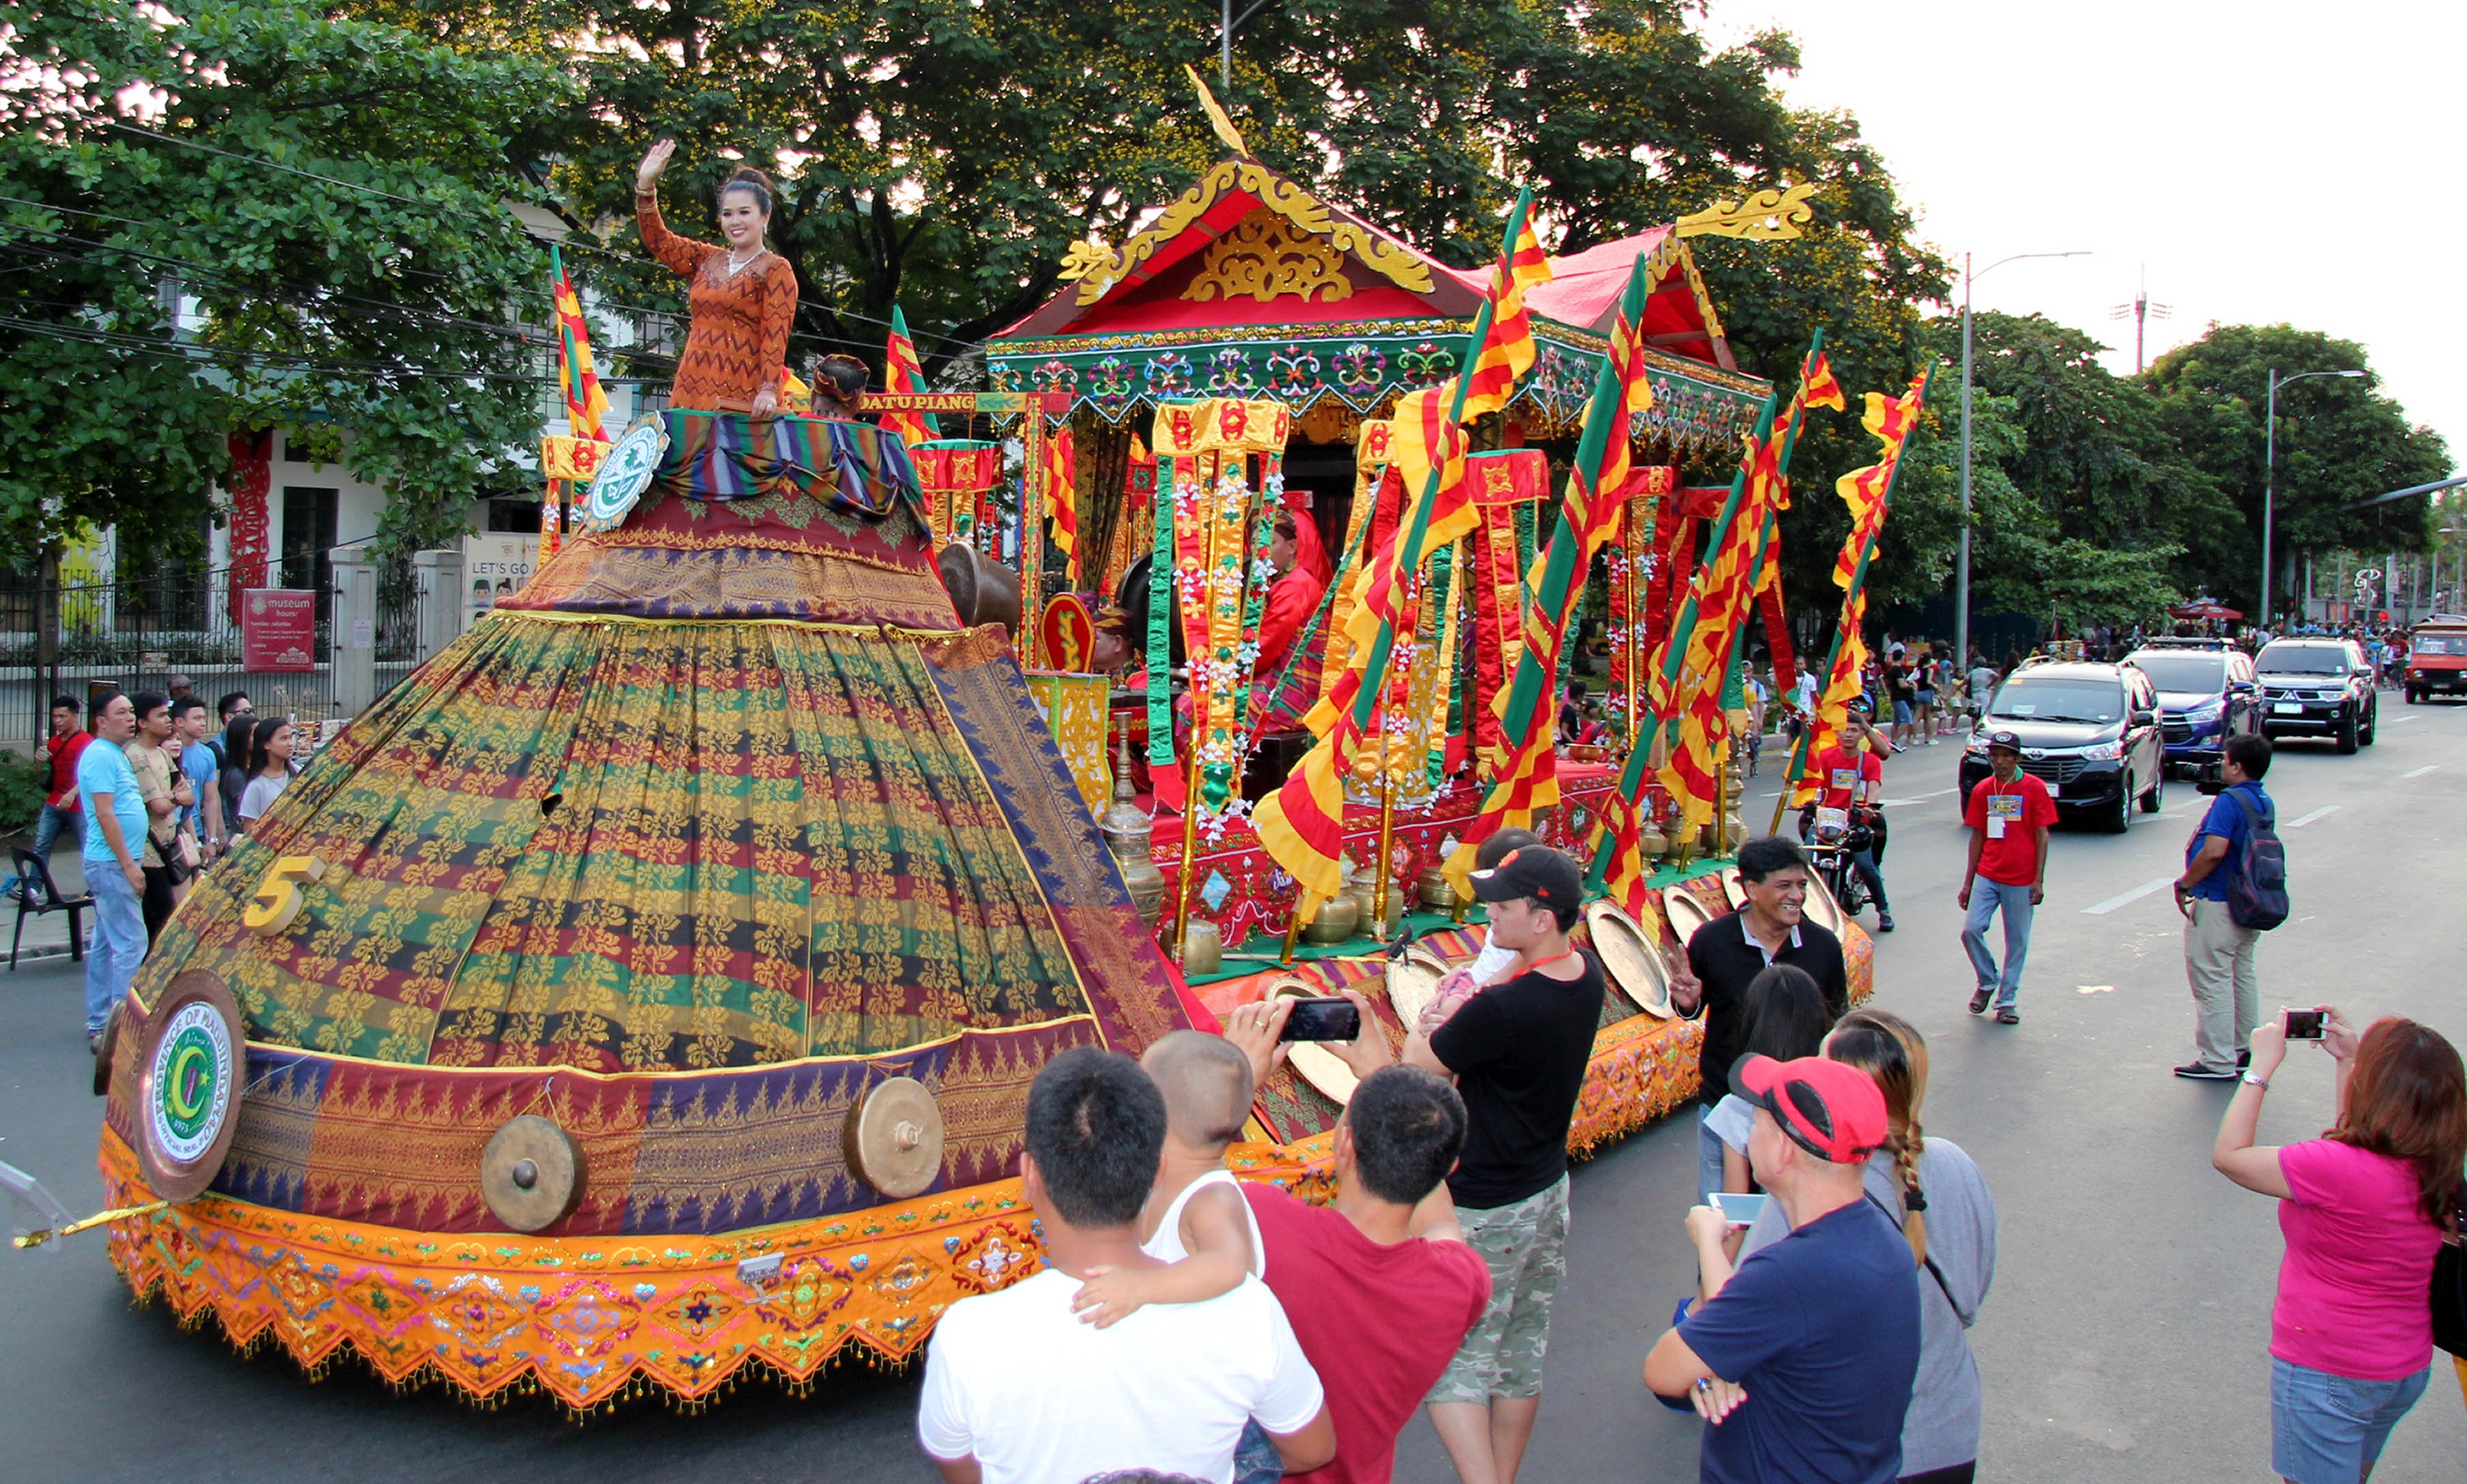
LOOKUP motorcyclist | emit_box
[1798,706,1894,932]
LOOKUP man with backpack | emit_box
[2171,733,2283,1080]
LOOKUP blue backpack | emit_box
[2222,788,2288,931]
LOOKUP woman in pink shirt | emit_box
[2213,1009,2465,1484]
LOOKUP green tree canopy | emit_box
[2144,324,2450,617]
[0,0,575,556]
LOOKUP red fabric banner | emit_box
[224,431,273,624]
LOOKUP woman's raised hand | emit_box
[636,139,676,194]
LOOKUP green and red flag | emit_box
[879,305,939,448]
[550,247,609,443]
[1459,209,1554,421]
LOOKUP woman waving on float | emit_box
[633,139,798,416]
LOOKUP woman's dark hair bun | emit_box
[720,167,774,213]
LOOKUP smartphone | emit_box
[1709,1191,1769,1227]
[1278,997,1362,1043]
[2285,1009,2327,1041]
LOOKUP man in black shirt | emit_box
[1396,845,1604,1484]
[1669,835,1848,1200]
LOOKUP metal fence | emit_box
[0,556,438,754]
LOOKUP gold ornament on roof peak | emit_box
[1675,179,1816,242]
[1183,63,1252,158]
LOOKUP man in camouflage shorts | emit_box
[1402,847,1604,1484]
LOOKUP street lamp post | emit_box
[1220,0,1280,86]
[1957,250,2088,676]
[2262,367,2366,629]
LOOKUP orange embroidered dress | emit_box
[636,193,798,411]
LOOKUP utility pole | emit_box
[2108,267,2173,376]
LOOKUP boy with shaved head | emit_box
[1074,1030,1265,1325]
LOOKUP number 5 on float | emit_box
[244,855,329,936]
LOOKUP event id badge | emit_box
[1816,805,1849,834]
[1830,767,1860,794]
[1986,791,2024,839]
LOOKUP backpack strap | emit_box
[1862,1187,1972,1323]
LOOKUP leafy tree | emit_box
[2144,324,2450,618]
[0,0,575,559]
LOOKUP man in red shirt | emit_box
[1960,729,2058,1025]
[34,694,90,862]
[1800,709,1893,931]
[1223,1004,1494,1484]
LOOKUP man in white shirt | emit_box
[918,1048,1335,1484]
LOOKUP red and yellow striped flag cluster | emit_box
[1458,212,1553,421]
[1655,351,1844,832]
[1253,191,1546,918]
[1255,384,1477,913]
[551,252,609,442]
[1791,370,1930,804]
[1445,265,1656,891]
[879,305,938,448]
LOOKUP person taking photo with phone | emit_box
[2212,1009,2466,1484]
[1343,845,1603,1484]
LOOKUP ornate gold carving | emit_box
[1060,160,1433,307]
[1674,179,1816,242]
[1182,210,1355,305]
[1182,63,1251,158]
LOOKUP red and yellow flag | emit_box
[1655,349,1844,831]
[1257,382,1478,914]
[879,305,938,448]
[1442,257,1656,895]
[550,248,609,443]
[1045,424,1079,583]
[1790,369,1931,804]
[1459,210,1553,422]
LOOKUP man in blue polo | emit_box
[76,690,148,1049]
[2171,731,2276,1080]
[1644,1054,1920,1483]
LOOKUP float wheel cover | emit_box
[134,970,245,1203]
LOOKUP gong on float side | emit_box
[1584,900,1676,1018]
[844,1075,946,1200]
[134,970,246,1203]
[479,1114,586,1233]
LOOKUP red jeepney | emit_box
[2405,619,2467,702]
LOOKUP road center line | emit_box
[1878,788,1958,806]
[2403,764,2439,778]
[2390,715,2420,723]
[2286,805,2339,828]
[2082,876,2174,915]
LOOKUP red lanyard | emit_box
[1524,949,1582,976]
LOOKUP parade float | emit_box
[58,101,1929,1408]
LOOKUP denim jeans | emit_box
[2270,1357,2429,1484]
[1847,846,1889,913]
[1962,880,2035,1009]
[30,802,79,862]
[83,859,145,1036]
[1231,1418,1284,1484]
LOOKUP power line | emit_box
[64,130,992,354]
[0,313,556,385]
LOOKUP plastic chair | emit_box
[10,848,90,970]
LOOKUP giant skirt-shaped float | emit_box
[98,414,1196,1405]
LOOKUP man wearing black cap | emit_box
[1395,845,1604,1484]
[1960,730,2056,1025]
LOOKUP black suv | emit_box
[2254,638,2378,754]
[1958,660,2166,832]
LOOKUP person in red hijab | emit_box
[1255,492,1332,680]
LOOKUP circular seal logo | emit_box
[148,1000,234,1166]
[579,419,670,533]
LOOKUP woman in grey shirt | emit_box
[1742,1007,1997,1483]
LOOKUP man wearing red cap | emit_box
[1644,1055,1922,1483]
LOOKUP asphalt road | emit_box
[5,701,2463,1482]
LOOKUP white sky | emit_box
[1711,1,2466,474]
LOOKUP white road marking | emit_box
[2390,715,2420,723]
[2403,764,2439,778]
[2077,984,2116,994]
[1878,788,1959,806]
[2286,805,2339,828]
[2082,877,2174,915]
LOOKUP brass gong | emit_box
[1584,900,1675,1018]
[845,1076,945,1199]
[480,1115,586,1232]
[1381,949,1451,1032]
